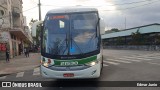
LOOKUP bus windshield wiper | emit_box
[70,36,84,55]
[54,39,65,55]
[54,32,68,55]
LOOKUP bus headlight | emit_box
[43,62,49,67]
[41,58,52,67]
[86,60,99,66]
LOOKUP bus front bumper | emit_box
[40,62,101,79]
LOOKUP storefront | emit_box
[0,31,25,60]
[0,31,11,60]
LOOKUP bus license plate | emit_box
[63,73,74,77]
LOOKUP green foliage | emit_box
[105,28,119,34]
[130,29,143,45]
[111,28,119,32]
[154,34,160,45]
[35,25,41,46]
[29,18,38,27]
[116,37,124,45]
[29,18,40,46]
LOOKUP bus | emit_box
[32,6,105,79]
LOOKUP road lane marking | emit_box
[113,56,159,62]
[118,58,141,62]
[107,59,131,63]
[103,63,109,66]
[33,67,40,72]
[16,72,24,78]
[122,55,146,58]
[122,53,160,59]
[103,60,119,65]
[121,56,152,61]
[0,76,6,79]
[147,57,160,59]
[121,56,143,59]
[33,67,40,76]
[33,72,40,76]
[135,58,152,60]
[148,62,160,66]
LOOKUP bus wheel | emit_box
[100,55,103,73]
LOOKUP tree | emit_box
[154,34,160,45]
[29,18,38,27]
[29,19,40,46]
[130,29,143,45]
[111,28,119,32]
[105,28,119,34]
[116,37,124,45]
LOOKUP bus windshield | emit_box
[42,12,100,57]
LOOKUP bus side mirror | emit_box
[31,21,43,37]
[100,18,105,35]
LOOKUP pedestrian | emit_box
[6,49,10,62]
[24,48,27,57]
[27,48,30,57]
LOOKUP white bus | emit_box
[32,6,105,79]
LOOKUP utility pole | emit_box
[125,16,126,29]
[38,0,41,20]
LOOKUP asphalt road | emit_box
[1,49,160,90]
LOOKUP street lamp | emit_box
[125,16,126,29]
[120,12,127,30]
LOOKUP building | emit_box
[102,23,160,50]
[23,16,33,47]
[0,0,32,60]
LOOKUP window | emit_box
[0,10,5,17]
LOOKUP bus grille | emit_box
[48,65,90,71]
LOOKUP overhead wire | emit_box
[22,6,38,12]
[104,0,156,6]
[31,0,38,5]
[40,0,160,11]
[0,6,38,18]
[41,0,157,7]
[1,0,160,18]
[102,0,160,11]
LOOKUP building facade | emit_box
[0,0,32,60]
[102,23,160,50]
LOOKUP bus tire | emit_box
[100,55,103,74]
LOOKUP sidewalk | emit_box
[0,53,41,76]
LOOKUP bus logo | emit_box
[60,61,78,66]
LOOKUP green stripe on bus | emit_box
[54,55,97,66]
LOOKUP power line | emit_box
[31,0,38,5]
[41,4,64,7]
[105,0,157,6]
[102,0,160,11]
[0,6,38,18]
[1,0,160,18]
[41,0,160,12]
[23,6,38,12]
[41,0,157,7]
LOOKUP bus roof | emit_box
[47,6,98,14]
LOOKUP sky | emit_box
[22,0,160,30]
